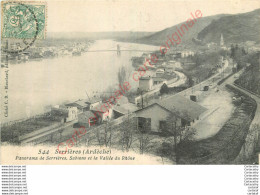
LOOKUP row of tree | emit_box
[230,44,248,70]
[234,51,260,95]
[77,112,197,164]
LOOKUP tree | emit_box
[230,44,248,70]
[241,124,260,162]
[136,119,154,154]
[165,113,197,163]
[118,113,135,152]
[103,121,113,147]
[160,83,169,95]
[118,66,126,85]
[95,128,103,147]
[95,122,113,147]
[165,114,179,162]
[157,142,172,164]
[83,129,95,147]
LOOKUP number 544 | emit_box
[38,149,49,154]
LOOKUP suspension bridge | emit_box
[87,44,156,55]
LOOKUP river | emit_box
[2,40,158,123]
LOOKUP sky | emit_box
[43,0,260,32]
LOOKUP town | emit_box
[1,39,94,64]
[1,8,260,165]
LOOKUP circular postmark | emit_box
[1,2,39,54]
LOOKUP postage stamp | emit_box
[1,1,47,39]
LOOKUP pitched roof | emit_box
[85,97,101,104]
[65,100,88,108]
[78,111,96,120]
[66,97,101,108]
[113,103,138,115]
[158,94,207,121]
[135,103,172,115]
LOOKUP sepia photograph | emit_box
[1,0,260,165]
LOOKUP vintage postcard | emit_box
[1,0,260,165]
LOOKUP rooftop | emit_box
[65,99,89,108]
[78,111,96,120]
[85,97,102,104]
[65,97,102,108]
[113,103,138,115]
[158,94,207,121]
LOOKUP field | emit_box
[1,111,65,143]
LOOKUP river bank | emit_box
[1,40,158,123]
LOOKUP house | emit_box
[51,105,78,122]
[85,97,102,109]
[167,61,182,70]
[109,96,138,119]
[156,69,165,77]
[91,103,113,122]
[135,103,175,132]
[181,51,194,58]
[65,97,102,112]
[152,77,166,85]
[139,77,153,91]
[65,99,89,112]
[134,94,207,132]
[78,111,98,127]
[65,106,78,122]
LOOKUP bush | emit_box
[160,83,169,94]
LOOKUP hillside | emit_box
[45,9,260,47]
[133,14,226,46]
[197,9,260,44]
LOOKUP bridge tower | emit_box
[220,33,224,47]
[117,44,121,56]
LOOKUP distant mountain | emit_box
[133,14,226,46]
[197,9,260,45]
[46,31,153,40]
[134,9,260,47]
[46,9,260,47]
